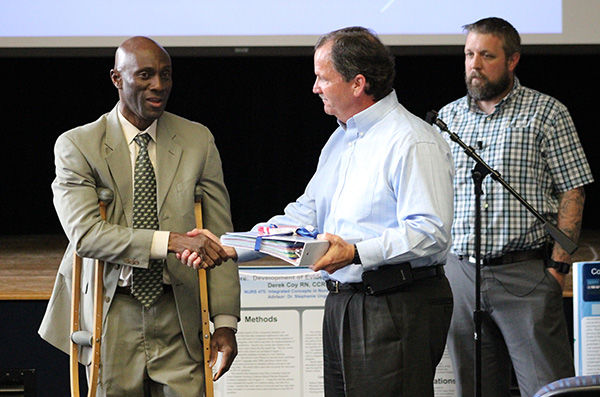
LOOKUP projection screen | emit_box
[1,0,598,54]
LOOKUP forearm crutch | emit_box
[194,186,214,397]
[70,187,113,397]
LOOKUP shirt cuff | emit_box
[213,314,238,331]
[151,231,170,259]
[354,239,382,270]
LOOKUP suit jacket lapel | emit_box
[156,116,182,215]
[104,106,134,226]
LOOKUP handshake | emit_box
[168,228,237,270]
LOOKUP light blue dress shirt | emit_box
[239,91,454,283]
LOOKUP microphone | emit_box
[425,110,449,132]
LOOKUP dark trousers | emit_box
[322,274,453,397]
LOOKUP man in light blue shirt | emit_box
[182,26,455,396]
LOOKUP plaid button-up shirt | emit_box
[438,77,593,258]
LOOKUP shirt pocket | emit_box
[488,126,545,186]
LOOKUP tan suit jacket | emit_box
[39,105,240,364]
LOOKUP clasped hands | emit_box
[170,229,356,273]
[169,228,236,270]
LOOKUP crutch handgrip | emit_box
[97,188,114,205]
[97,188,114,219]
[71,331,93,347]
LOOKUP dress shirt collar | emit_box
[465,76,522,114]
[117,106,158,144]
[338,90,398,135]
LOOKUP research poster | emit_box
[573,262,600,375]
[214,266,455,396]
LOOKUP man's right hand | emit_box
[169,229,229,269]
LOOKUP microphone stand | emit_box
[426,110,577,397]
[471,161,486,397]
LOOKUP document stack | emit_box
[220,229,329,266]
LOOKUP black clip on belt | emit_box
[326,264,444,296]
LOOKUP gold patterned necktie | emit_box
[131,133,163,308]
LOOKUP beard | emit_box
[465,69,511,101]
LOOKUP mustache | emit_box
[467,71,487,82]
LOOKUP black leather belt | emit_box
[326,264,444,294]
[115,284,172,295]
[458,247,546,266]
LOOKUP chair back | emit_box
[533,375,600,397]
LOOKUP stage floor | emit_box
[2,231,599,300]
[0,234,288,300]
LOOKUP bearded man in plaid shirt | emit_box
[437,17,593,397]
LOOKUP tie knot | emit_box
[134,133,151,148]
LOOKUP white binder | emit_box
[221,231,330,266]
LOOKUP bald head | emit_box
[110,36,172,130]
[114,36,170,71]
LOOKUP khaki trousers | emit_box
[87,289,204,397]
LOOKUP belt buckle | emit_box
[332,280,340,294]
[327,280,340,294]
[467,256,492,266]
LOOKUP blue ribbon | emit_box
[254,236,263,251]
[254,225,319,251]
[295,227,319,239]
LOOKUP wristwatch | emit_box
[547,259,571,274]
[353,244,361,264]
